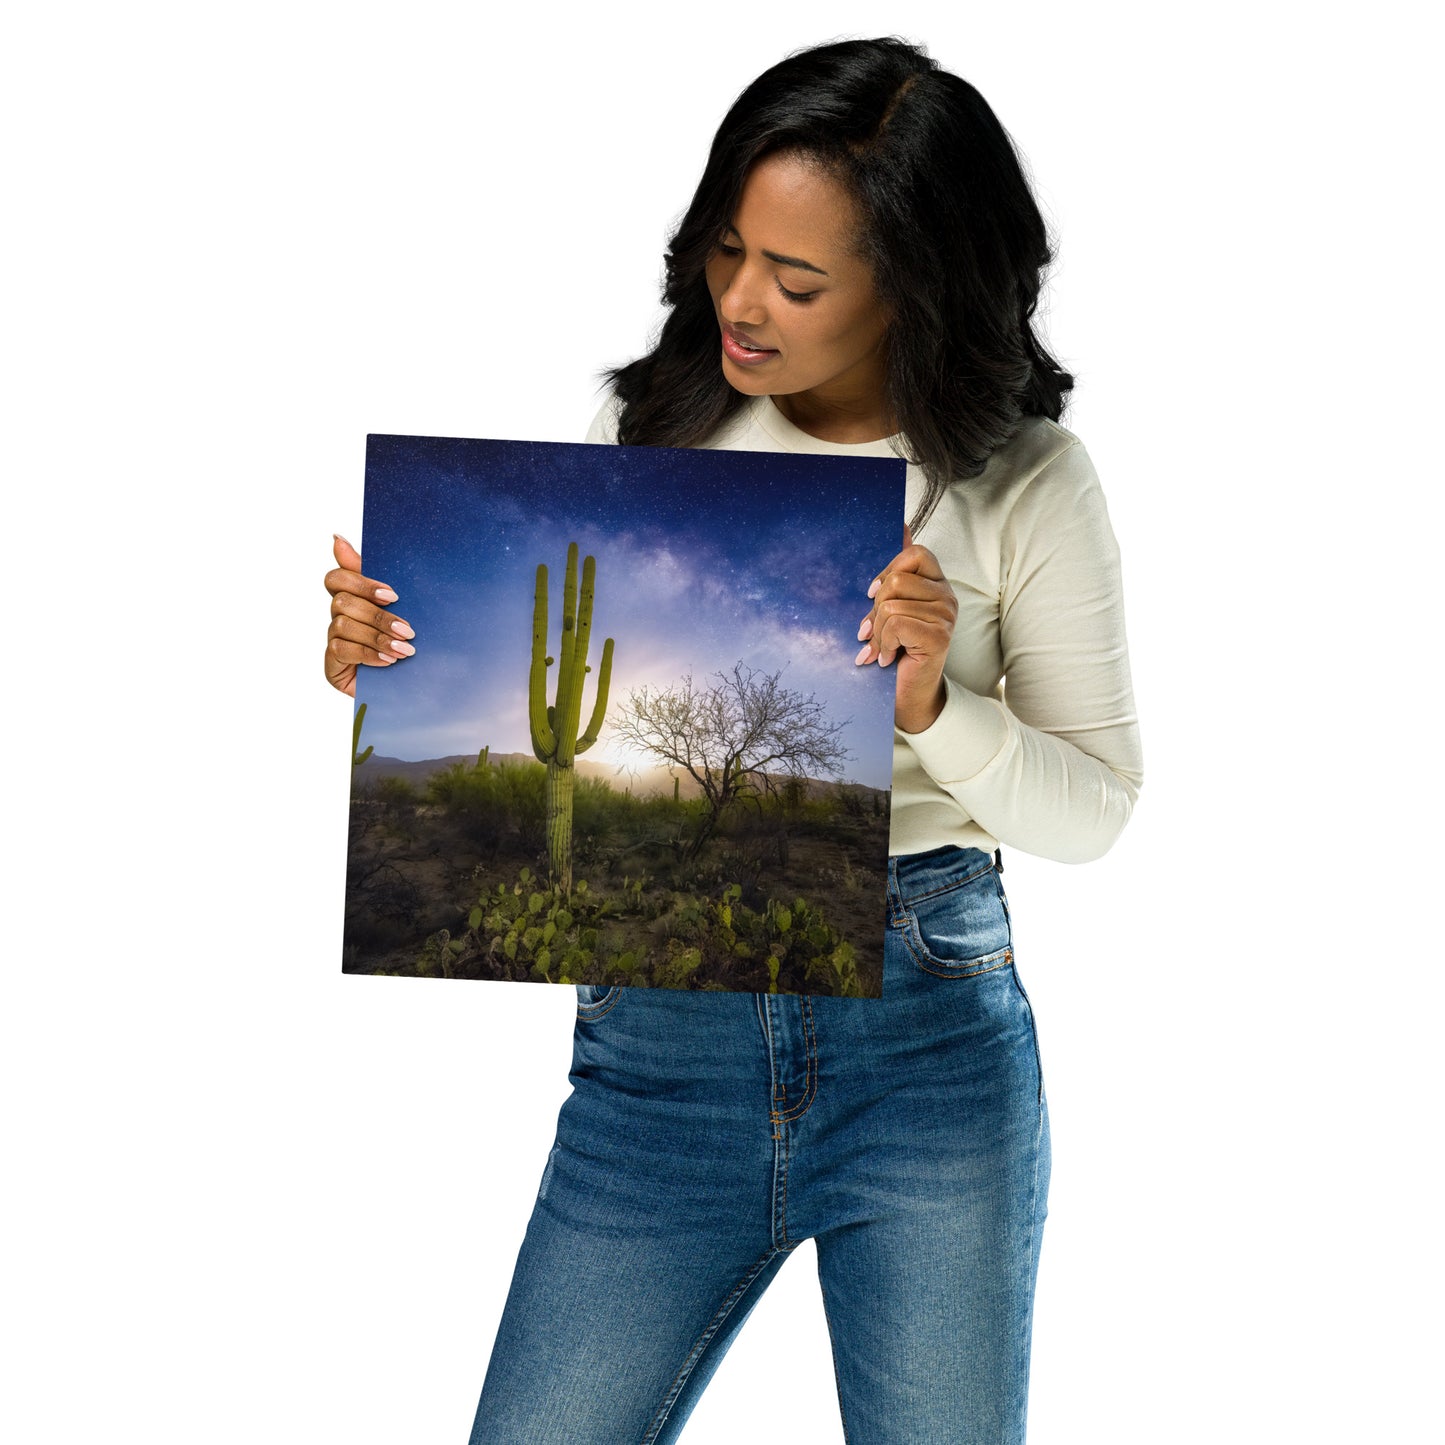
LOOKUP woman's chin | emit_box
[720,360,777,395]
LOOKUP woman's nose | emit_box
[719,265,768,328]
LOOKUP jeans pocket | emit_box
[575,983,623,1020]
[900,864,1014,979]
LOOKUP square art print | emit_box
[343,433,906,996]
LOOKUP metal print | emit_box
[343,434,906,996]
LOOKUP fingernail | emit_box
[375,587,399,603]
[334,533,355,549]
[854,643,872,665]
[867,577,882,599]
[390,620,415,639]
[389,640,415,657]
[376,650,397,663]
[856,617,873,642]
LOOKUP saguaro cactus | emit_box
[352,701,373,768]
[529,542,614,893]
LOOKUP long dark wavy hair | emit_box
[603,36,1074,531]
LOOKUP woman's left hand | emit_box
[855,524,958,734]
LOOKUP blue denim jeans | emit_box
[468,846,1050,1443]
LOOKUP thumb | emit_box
[903,521,914,550]
[333,532,362,571]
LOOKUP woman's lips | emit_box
[721,324,779,366]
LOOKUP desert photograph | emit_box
[343,433,905,996]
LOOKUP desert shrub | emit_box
[372,775,420,833]
[572,775,623,839]
[376,776,418,806]
[427,760,546,851]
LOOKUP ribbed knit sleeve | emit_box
[899,439,1144,863]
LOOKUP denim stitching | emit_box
[886,862,907,928]
[575,985,623,1021]
[774,995,818,1123]
[895,859,997,907]
[906,943,1014,980]
[761,997,780,1131]
[774,1107,793,1249]
[899,908,1013,979]
[640,1245,790,1444]
[762,996,815,1249]
[1011,967,1045,1111]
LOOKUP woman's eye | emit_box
[776,279,817,304]
[714,239,816,303]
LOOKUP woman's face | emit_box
[704,152,891,423]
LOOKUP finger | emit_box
[326,656,363,698]
[858,580,955,650]
[330,589,415,641]
[903,522,913,550]
[324,648,357,697]
[871,570,954,603]
[326,534,399,605]
[327,631,402,670]
[325,565,400,604]
[333,533,363,573]
[871,608,953,667]
[329,613,416,660]
[868,542,944,593]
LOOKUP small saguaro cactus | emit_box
[475,745,490,771]
[352,701,373,768]
[529,542,614,894]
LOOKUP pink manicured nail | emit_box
[375,587,399,603]
[856,617,873,641]
[390,620,415,639]
[376,650,397,663]
[867,577,882,599]
[854,643,873,665]
[334,533,355,549]
[389,640,415,657]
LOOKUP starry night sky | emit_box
[354,435,907,789]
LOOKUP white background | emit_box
[4,3,1439,1441]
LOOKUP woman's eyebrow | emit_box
[723,224,829,276]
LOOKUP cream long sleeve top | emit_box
[585,393,1143,865]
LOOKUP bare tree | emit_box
[611,662,852,858]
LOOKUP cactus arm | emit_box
[553,543,579,756]
[529,563,556,760]
[352,701,373,767]
[560,552,599,762]
[576,636,614,754]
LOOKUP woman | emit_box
[325,36,1142,1443]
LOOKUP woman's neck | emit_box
[769,388,898,445]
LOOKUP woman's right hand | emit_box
[324,534,416,697]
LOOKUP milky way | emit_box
[354,434,907,788]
